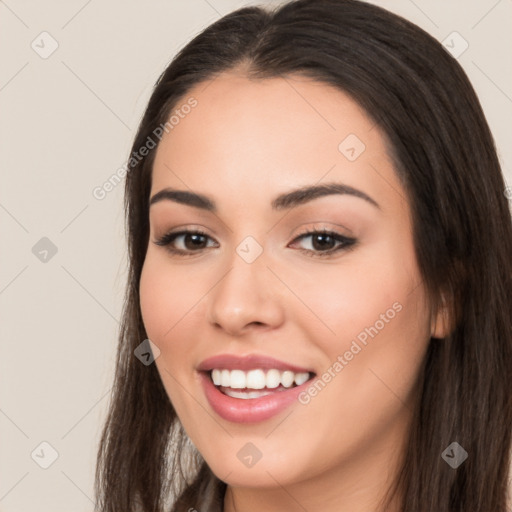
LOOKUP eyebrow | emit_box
[149,182,380,211]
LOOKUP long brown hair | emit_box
[94,1,512,510]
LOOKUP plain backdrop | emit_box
[0,1,511,510]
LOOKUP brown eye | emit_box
[154,230,218,255]
[182,233,208,250]
[310,233,337,251]
[290,230,356,257]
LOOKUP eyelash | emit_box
[154,227,357,258]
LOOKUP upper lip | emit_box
[197,354,314,374]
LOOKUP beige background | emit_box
[0,1,511,511]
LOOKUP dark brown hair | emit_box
[94,1,512,510]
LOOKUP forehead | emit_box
[150,71,405,215]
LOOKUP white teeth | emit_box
[221,369,230,387]
[294,372,309,386]
[209,368,311,390]
[266,369,281,389]
[223,389,274,399]
[212,369,222,386]
[281,370,295,388]
[246,369,266,389]
[230,369,246,388]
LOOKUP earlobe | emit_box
[430,293,453,339]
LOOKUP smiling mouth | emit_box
[207,368,316,399]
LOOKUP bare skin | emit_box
[139,69,449,512]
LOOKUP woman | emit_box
[94,0,512,510]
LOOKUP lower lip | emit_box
[199,372,312,423]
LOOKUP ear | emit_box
[430,293,453,339]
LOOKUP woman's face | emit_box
[139,71,445,504]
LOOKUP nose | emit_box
[206,247,286,337]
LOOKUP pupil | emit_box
[313,234,334,251]
[186,234,206,249]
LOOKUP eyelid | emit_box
[289,220,355,239]
[153,224,213,241]
[153,226,216,247]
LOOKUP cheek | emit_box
[139,256,200,411]
[295,262,412,346]
[297,235,430,373]
[139,260,170,340]
[139,253,206,340]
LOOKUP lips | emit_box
[197,353,316,423]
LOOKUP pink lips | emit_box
[197,353,314,423]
